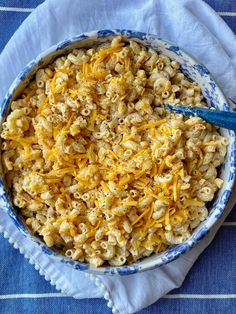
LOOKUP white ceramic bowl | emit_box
[0,29,235,275]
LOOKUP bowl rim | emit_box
[1,29,236,275]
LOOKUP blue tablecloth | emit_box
[0,1,236,313]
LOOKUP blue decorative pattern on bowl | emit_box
[0,29,235,275]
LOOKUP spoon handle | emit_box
[165,104,236,132]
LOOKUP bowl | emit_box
[0,29,235,275]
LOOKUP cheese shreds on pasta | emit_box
[1,36,228,267]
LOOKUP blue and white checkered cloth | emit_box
[0,1,236,313]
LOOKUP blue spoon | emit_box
[165,104,236,132]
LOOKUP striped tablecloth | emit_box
[0,1,236,313]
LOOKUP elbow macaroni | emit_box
[1,37,228,267]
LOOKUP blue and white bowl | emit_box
[0,29,235,275]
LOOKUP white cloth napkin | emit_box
[0,0,236,313]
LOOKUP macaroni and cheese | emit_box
[1,37,228,267]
